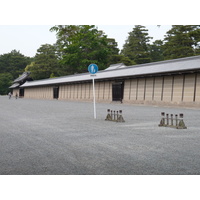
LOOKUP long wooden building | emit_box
[10,55,200,107]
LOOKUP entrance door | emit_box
[112,82,124,102]
[53,87,59,99]
[19,88,24,97]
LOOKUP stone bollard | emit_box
[117,110,125,122]
[158,112,187,129]
[175,114,178,127]
[105,109,112,121]
[177,113,187,129]
[171,114,173,126]
[159,112,165,126]
[111,110,113,120]
[105,109,125,122]
[166,114,169,126]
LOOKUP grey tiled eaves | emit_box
[21,55,200,88]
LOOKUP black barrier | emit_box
[105,109,125,122]
[159,112,187,129]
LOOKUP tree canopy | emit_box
[163,25,200,59]
[0,50,32,94]
[0,50,31,78]
[121,25,152,64]
[50,25,120,74]
[1,25,200,95]
[0,73,13,95]
[25,44,61,80]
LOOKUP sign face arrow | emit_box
[88,64,98,74]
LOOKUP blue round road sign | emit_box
[88,64,98,74]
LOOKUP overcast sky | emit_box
[0,0,197,59]
[0,25,171,57]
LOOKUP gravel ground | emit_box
[0,95,200,175]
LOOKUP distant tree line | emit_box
[0,50,32,95]
[121,25,200,63]
[1,25,200,95]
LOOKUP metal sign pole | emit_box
[92,76,96,119]
[88,63,98,120]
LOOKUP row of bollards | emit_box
[158,112,187,129]
[105,109,125,122]
[104,109,187,128]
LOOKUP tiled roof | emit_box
[21,55,200,88]
[9,83,20,89]
[13,72,31,83]
[104,63,127,71]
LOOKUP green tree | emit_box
[189,26,200,54]
[25,44,61,80]
[0,50,31,94]
[0,73,13,95]
[0,50,31,78]
[50,25,120,74]
[121,25,152,64]
[163,25,200,59]
[149,40,164,62]
[109,54,136,66]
